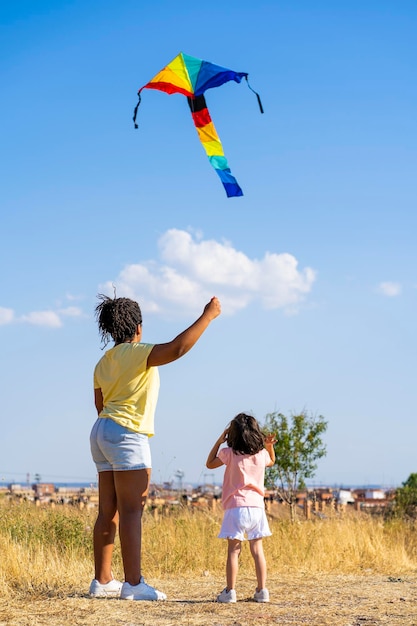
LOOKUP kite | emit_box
[133,52,263,198]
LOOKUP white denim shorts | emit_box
[90,417,152,472]
[218,506,272,541]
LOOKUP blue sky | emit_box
[1,1,416,489]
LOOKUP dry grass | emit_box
[1,500,417,625]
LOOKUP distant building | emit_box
[364,489,385,500]
[335,489,355,505]
[32,483,55,498]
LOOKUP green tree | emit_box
[264,411,328,521]
[392,473,417,519]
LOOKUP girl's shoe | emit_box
[254,588,270,602]
[89,578,123,598]
[217,587,237,603]
[120,577,167,601]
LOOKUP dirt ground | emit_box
[1,573,417,626]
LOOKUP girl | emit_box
[89,294,221,601]
[206,413,276,603]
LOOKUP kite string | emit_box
[245,76,264,114]
[133,92,142,128]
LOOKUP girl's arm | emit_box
[147,297,221,367]
[206,430,228,469]
[264,434,277,467]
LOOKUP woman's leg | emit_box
[93,471,118,583]
[249,538,267,590]
[226,539,241,590]
[114,468,151,586]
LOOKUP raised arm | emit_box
[206,429,228,469]
[147,297,221,367]
[264,434,277,467]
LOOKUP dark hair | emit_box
[95,294,142,346]
[226,413,265,455]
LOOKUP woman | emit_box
[89,294,221,600]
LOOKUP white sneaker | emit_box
[217,587,237,603]
[89,578,123,598]
[120,577,167,601]
[254,588,270,602]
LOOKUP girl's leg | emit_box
[113,468,151,586]
[226,539,241,590]
[94,471,118,583]
[249,538,267,590]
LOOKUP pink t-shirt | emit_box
[217,447,271,510]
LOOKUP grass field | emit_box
[1,500,417,625]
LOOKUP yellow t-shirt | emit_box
[93,342,160,435]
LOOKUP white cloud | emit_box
[21,311,63,328]
[58,306,83,317]
[101,229,316,316]
[0,307,14,325]
[377,282,402,297]
[0,300,84,330]
[64,293,84,302]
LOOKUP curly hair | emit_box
[95,294,142,346]
[226,413,265,455]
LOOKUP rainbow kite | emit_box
[133,52,263,198]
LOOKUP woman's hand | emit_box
[203,296,221,321]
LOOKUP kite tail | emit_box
[245,76,264,114]
[133,91,142,128]
[188,95,243,198]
